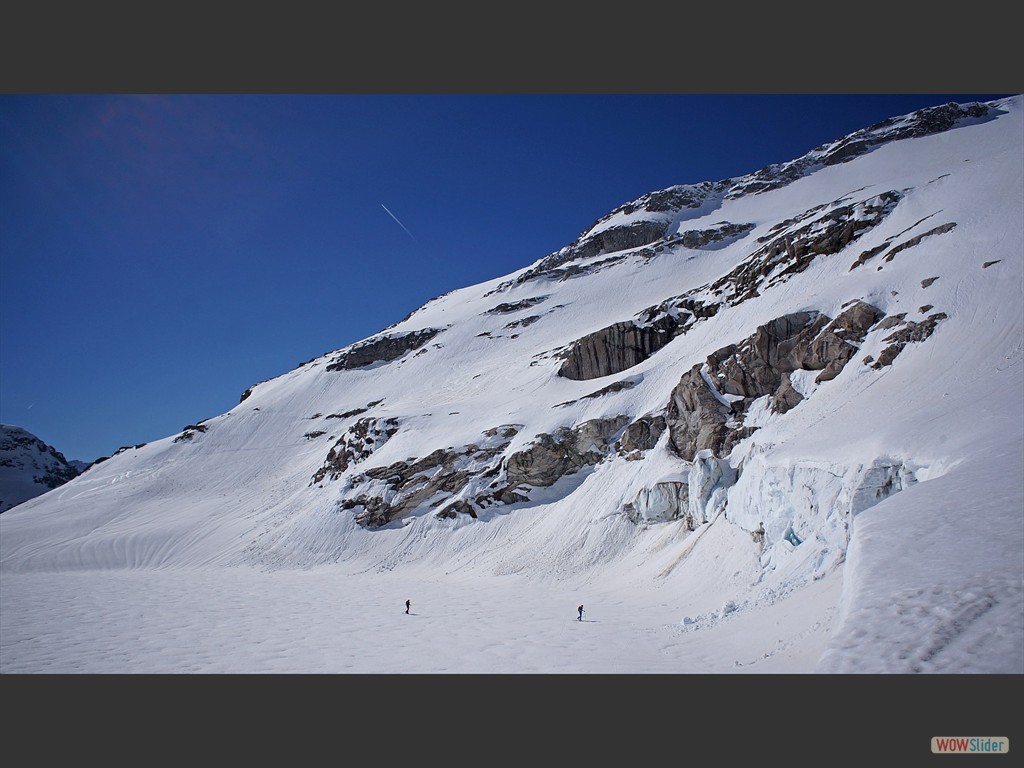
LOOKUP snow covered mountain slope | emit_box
[1,97,1021,673]
[0,425,82,513]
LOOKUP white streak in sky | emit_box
[380,203,417,242]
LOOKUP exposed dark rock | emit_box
[728,102,994,198]
[852,223,956,271]
[618,415,667,455]
[871,312,948,369]
[495,184,732,290]
[756,205,829,242]
[921,276,940,288]
[325,407,367,420]
[555,192,900,384]
[919,305,933,314]
[618,184,723,214]
[557,316,680,381]
[326,328,443,371]
[807,302,888,383]
[435,498,477,520]
[483,103,993,301]
[514,222,669,286]
[482,424,523,440]
[509,252,631,287]
[573,221,670,260]
[311,417,400,483]
[666,366,744,461]
[555,378,638,407]
[504,416,629,489]
[720,191,901,302]
[705,312,827,400]
[90,443,147,466]
[485,297,548,314]
[338,425,524,528]
[771,373,805,414]
[875,313,908,330]
[505,315,541,330]
[324,400,384,420]
[983,260,1001,268]
[881,223,957,263]
[174,423,209,443]
[666,303,884,460]
[678,222,755,249]
[850,244,890,271]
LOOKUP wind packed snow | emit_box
[1,97,1021,674]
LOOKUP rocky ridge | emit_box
[0,425,83,513]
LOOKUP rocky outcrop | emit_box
[678,222,755,249]
[617,414,667,457]
[850,222,957,271]
[564,220,670,262]
[347,447,481,527]
[666,366,752,461]
[173,423,209,443]
[615,184,725,215]
[336,425,523,528]
[510,223,666,286]
[485,297,548,314]
[561,184,726,261]
[337,417,631,528]
[505,315,541,330]
[714,191,902,304]
[311,417,400,484]
[555,192,898,382]
[706,312,826,400]
[504,416,629,489]
[497,183,731,288]
[326,328,443,371]
[666,302,885,461]
[557,316,680,381]
[555,299,719,382]
[555,378,637,408]
[818,105,986,166]
[870,311,948,369]
[312,400,385,422]
[727,101,994,198]
[480,103,991,304]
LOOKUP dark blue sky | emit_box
[0,94,1012,462]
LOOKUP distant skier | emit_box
[578,604,584,622]
[406,599,411,614]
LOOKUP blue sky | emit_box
[0,94,1012,462]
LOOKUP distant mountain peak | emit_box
[0,424,83,513]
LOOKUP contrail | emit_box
[380,203,417,242]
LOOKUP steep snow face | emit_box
[1,97,1021,673]
[0,425,82,513]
